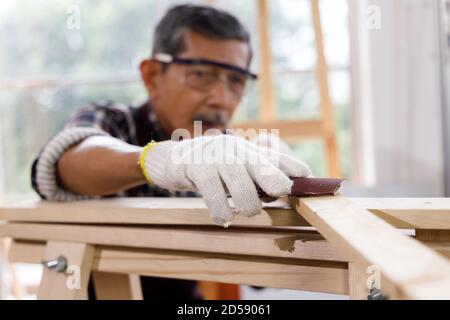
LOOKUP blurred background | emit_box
[0,0,449,299]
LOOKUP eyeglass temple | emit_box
[153,53,258,80]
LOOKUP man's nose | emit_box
[205,78,235,108]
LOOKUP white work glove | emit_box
[141,135,311,227]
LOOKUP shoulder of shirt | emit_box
[75,100,132,117]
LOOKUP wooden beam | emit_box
[232,119,324,140]
[292,196,450,299]
[257,0,275,121]
[415,230,450,241]
[352,198,450,230]
[8,241,348,295]
[9,240,47,264]
[418,240,450,260]
[310,0,341,178]
[37,241,95,300]
[0,224,346,262]
[348,262,370,300]
[415,230,450,260]
[2,198,450,230]
[96,247,348,294]
[0,198,307,227]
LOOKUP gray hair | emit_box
[152,4,252,65]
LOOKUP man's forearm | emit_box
[57,136,146,196]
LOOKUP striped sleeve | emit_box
[33,127,108,201]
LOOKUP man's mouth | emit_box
[193,112,229,128]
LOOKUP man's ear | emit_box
[140,59,163,100]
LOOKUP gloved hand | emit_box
[140,135,311,227]
[249,132,313,202]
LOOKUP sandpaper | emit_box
[257,177,344,198]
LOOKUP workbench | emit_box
[0,196,449,300]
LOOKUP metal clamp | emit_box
[41,255,68,273]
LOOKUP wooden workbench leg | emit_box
[348,263,369,300]
[1,238,24,299]
[92,272,143,300]
[37,242,95,300]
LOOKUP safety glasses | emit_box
[154,53,258,99]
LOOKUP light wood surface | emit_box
[0,198,306,227]
[348,262,370,300]
[3,195,450,300]
[8,241,348,295]
[257,0,275,122]
[352,198,450,229]
[37,241,95,300]
[2,197,449,230]
[0,223,345,262]
[292,196,450,300]
[310,0,341,178]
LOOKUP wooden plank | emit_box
[8,241,348,295]
[348,262,370,300]
[292,196,450,299]
[233,120,324,140]
[9,240,47,264]
[0,198,308,227]
[415,230,450,260]
[310,0,341,178]
[415,230,450,241]
[0,223,346,262]
[95,247,348,294]
[353,198,450,230]
[419,241,450,259]
[2,198,449,230]
[354,198,450,212]
[0,239,23,299]
[37,241,95,300]
[257,0,275,121]
[92,272,143,300]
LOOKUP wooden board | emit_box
[348,262,370,300]
[37,241,95,300]
[2,197,450,230]
[8,241,348,295]
[310,0,340,178]
[0,223,346,262]
[233,120,324,140]
[292,196,450,299]
[0,198,308,227]
[96,247,348,294]
[352,198,450,229]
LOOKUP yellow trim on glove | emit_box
[139,140,159,185]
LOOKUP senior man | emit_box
[31,4,311,299]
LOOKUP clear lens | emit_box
[182,64,254,100]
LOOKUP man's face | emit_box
[140,31,251,136]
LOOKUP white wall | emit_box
[349,0,445,196]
